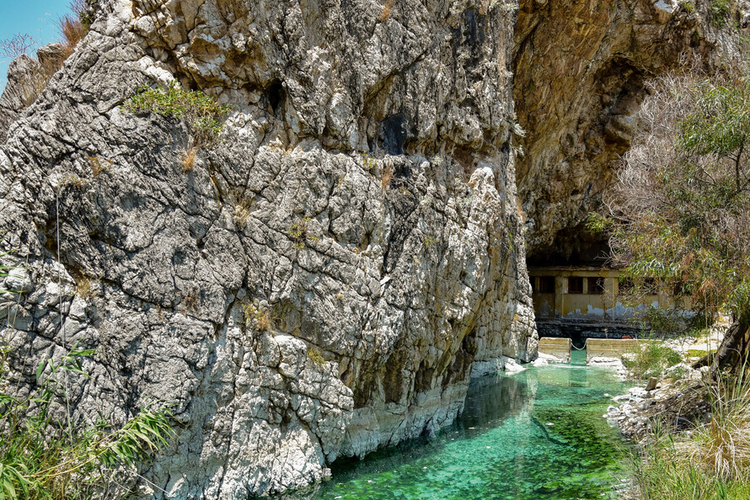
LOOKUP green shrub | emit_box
[0,346,174,499]
[287,217,318,249]
[710,0,732,26]
[75,0,99,27]
[623,341,683,379]
[124,82,231,148]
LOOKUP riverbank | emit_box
[603,321,750,500]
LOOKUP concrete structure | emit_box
[585,338,648,363]
[536,337,652,364]
[528,266,674,321]
[537,337,572,363]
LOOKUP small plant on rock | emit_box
[230,191,253,230]
[124,82,231,149]
[181,289,200,314]
[75,275,99,299]
[288,217,318,249]
[381,163,394,190]
[361,153,377,171]
[243,302,271,332]
[181,147,198,172]
[307,346,326,367]
[87,156,111,177]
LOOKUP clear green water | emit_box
[284,352,632,500]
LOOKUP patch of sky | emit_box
[0,0,70,93]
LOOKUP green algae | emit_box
[284,361,632,500]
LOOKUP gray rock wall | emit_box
[0,0,535,497]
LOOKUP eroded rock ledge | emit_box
[0,0,534,497]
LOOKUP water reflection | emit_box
[280,362,631,500]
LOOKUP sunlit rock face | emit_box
[514,0,742,260]
[0,0,535,497]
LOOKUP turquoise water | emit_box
[285,353,631,500]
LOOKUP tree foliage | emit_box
[603,72,750,370]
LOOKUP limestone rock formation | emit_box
[0,43,68,143]
[0,0,534,497]
[514,0,744,259]
[0,55,42,143]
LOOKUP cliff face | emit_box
[514,0,742,259]
[0,0,741,496]
[0,0,534,497]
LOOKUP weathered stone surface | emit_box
[0,0,535,497]
[0,43,70,144]
[0,55,42,143]
[514,0,743,258]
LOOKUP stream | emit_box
[286,350,633,500]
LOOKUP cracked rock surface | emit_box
[0,0,535,497]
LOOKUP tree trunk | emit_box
[692,314,750,374]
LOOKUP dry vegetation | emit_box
[604,59,750,498]
[58,9,88,59]
[181,147,198,172]
[0,33,36,60]
[0,1,93,106]
[243,302,271,332]
[634,368,750,499]
[233,200,252,230]
[381,161,393,190]
[379,0,394,21]
[88,156,112,177]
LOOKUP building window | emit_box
[538,276,555,294]
[568,276,583,294]
[643,278,658,295]
[618,277,634,295]
[588,277,605,294]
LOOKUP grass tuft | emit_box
[181,147,198,172]
[379,0,394,21]
[631,365,750,499]
[622,341,683,379]
[381,163,393,190]
[57,14,86,59]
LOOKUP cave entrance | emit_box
[526,226,646,343]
